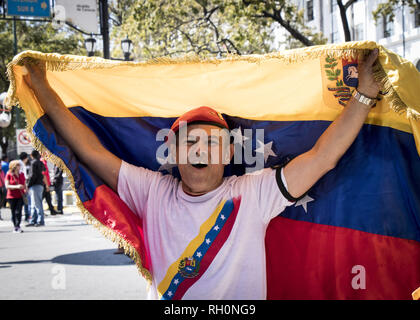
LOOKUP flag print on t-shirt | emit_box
[158,197,241,300]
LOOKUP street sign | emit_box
[7,0,51,18]
[16,129,33,155]
[55,0,98,34]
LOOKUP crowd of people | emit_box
[0,150,64,233]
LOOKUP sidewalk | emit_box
[0,202,148,299]
[0,204,81,229]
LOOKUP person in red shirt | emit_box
[5,160,27,233]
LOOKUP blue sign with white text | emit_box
[7,0,51,17]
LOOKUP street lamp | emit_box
[121,36,133,61]
[0,92,11,128]
[84,36,97,57]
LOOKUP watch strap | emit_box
[353,90,377,107]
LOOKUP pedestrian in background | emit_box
[0,168,5,220]
[5,160,26,233]
[1,156,10,212]
[40,156,57,215]
[26,150,48,227]
[18,152,30,221]
[52,164,63,215]
[1,155,9,175]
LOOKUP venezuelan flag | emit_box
[5,40,420,300]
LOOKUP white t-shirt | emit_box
[117,161,293,300]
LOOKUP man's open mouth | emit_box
[191,163,208,169]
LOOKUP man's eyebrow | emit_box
[183,134,221,142]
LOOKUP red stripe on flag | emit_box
[173,197,241,300]
[266,216,420,300]
[83,184,152,273]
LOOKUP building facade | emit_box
[293,0,420,70]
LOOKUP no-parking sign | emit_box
[16,129,33,155]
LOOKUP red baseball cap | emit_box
[167,106,229,143]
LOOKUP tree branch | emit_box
[260,8,314,46]
[337,0,354,41]
[220,38,242,55]
[344,0,358,11]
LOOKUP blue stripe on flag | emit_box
[33,106,420,242]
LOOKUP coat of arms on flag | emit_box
[321,55,389,114]
[178,257,200,278]
[322,55,357,107]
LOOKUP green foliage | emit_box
[372,0,418,23]
[110,0,327,60]
[0,20,85,155]
[0,21,85,92]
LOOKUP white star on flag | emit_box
[214,225,220,231]
[174,279,179,285]
[221,214,226,220]
[230,126,250,146]
[255,140,277,163]
[295,195,315,213]
[157,156,176,174]
[205,238,211,245]
[196,252,202,258]
[167,291,173,297]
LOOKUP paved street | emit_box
[0,206,149,300]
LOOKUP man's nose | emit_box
[189,141,209,164]
[194,140,208,156]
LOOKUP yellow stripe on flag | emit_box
[5,41,420,155]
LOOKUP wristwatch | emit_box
[352,89,377,108]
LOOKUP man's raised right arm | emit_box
[23,63,122,192]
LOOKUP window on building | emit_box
[383,15,394,38]
[307,0,314,21]
[330,30,339,43]
[354,24,364,41]
[415,3,420,28]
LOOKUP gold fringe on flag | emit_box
[5,41,420,121]
[4,41,420,282]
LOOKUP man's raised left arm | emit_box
[283,48,380,199]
